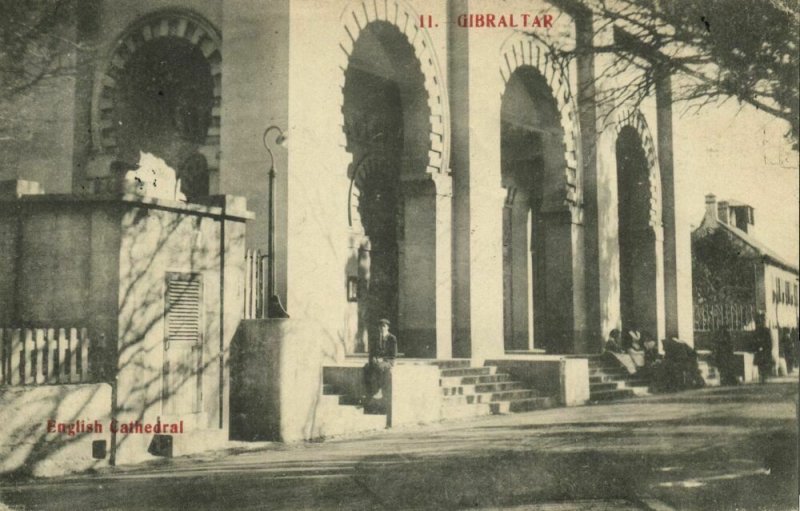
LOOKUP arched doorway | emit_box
[343,20,435,357]
[114,37,214,198]
[616,124,664,340]
[500,66,575,353]
[95,11,222,200]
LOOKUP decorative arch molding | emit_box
[348,152,388,234]
[335,0,450,184]
[614,107,662,228]
[92,9,222,170]
[499,32,582,222]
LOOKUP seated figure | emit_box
[363,319,398,408]
[604,329,625,354]
[624,329,645,368]
[659,337,704,391]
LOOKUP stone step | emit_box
[589,374,622,384]
[439,373,511,387]
[442,389,536,405]
[475,381,525,393]
[589,360,624,369]
[318,394,345,408]
[337,395,362,406]
[590,367,628,377]
[440,396,555,419]
[439,366,496,378]
[315,405,386,438]
[589,388,636,401]
[589,358,625,367]
[428,359,473,369]
[440,402,497,419]
[589,381,621,392]
[498,396,555,413]
[440,381,524,396]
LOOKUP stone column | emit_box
[398,174,451,358]
[575,8,602,351]
[652,224,667,344]
[656,70,680,339]
[535,209,579,354]
[433,173,453,359]
[448,0,472,358]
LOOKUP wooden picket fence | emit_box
[0,327,91,385]
[243,249,268,319]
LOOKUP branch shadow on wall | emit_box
[1,203,243,479]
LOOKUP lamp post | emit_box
[263,125,289,318]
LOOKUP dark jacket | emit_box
[752,326,773,368]
[370,333,398,361]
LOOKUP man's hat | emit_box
[378,318,391,326]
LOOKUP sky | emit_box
[672,98,799,265]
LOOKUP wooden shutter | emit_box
[165,273,203,346]
[163,272,203,414]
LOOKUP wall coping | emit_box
[487,354,588,362]
[0,193,254,221]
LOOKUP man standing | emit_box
[752,311,773,383]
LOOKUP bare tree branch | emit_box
[536,0,799,150]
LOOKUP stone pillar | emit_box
[71,0,102,192]
[652,225,667,344]
[592,22,623,345]
[505,189,534,351]
[449,0,472,358]
[536,209,578,354]
[575,8,602,351]
[398,175,451,358]
[656,70,680,339]
[624,225,666,343]
[570,207,588,354]
[469,185,506,362]
[433,173,453,359]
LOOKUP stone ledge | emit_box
[0,192,254,221]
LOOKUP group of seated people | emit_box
[604,327,705,392]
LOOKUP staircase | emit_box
[316,383,386,438]
[435,360,554,419]
[588,354,650,402]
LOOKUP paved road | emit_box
[1,383,797,510]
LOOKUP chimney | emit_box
[717,200,729,225]
[704,194,718,224]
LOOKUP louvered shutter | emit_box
[165,273,203,346]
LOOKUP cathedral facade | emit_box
[0,0,697,459]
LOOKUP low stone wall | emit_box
[322,362,442,427]
[388,364,441,427]
[695,349,759,384]
[485,355,590,406]
[0,383,112,477]
[734,351,757,383]
[230,319,347,442]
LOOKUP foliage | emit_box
[692,229,758,305]
[0,0,78,100]
[542,0,799,149]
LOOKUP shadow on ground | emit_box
[0,383,797,511]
